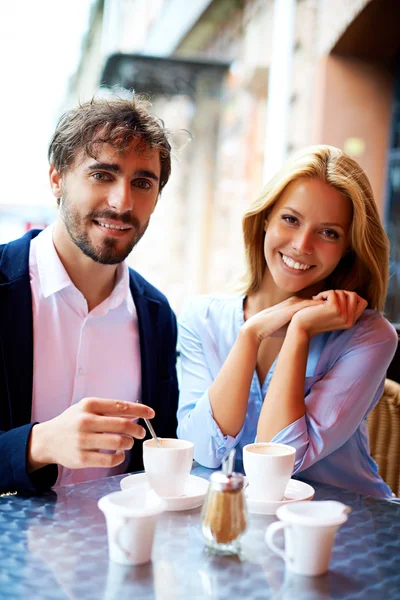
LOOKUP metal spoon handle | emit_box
[222,448,236,475]
[144,418,161,447]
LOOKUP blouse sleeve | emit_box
[271,313,398,474]
[177,299,244,468]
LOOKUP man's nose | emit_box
[292,229,313,255]
[108,181,133,212]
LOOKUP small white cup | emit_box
[143,438,194,497]
[243,442,296,502]
[98,488,165,566]
[265,501,351,576]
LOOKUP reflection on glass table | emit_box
[0,463,399,600]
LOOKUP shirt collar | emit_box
[106,260,135,315]
[34,224,72,298]
[33,223,134,315]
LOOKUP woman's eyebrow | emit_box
[281,206,345,230]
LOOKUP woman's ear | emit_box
[264,218,269,232]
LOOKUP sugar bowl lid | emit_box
[209,471,245,492]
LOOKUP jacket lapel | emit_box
[0,231,39,428]
[128,270,160,411]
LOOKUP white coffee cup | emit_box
[265,501,351,576]
[98,488,165,566]
[143,438,194,497]
[243,442,296,502]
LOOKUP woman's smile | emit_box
[279,252,315,272]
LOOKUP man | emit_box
[0,95,178,493]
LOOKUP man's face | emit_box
[50,139,161,264]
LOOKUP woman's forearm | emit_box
[207,297,320,438]
[208,327,260,437]
[257,322,310,441]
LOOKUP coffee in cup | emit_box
[243,442,296,502]
[143,438,194,498]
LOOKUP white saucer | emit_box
[245,479,315,515]
[120,473,209,511]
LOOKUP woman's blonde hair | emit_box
[241,145,389,311]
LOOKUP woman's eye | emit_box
[321,229,339,239]
[282,215,298,225]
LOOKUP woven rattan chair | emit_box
[367,378,400,497]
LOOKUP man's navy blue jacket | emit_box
[0,230,179,493]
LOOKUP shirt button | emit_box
[78,368,83,375]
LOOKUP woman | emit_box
[177,145,398,498]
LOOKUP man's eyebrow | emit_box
[85,163,159,182]
[86,162,121,173]
[282,206,345,230]
[134,169,159,183]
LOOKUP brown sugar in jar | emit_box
[201,471,247,555]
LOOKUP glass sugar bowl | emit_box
[201,469,247,555]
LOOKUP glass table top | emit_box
[0,465,399,600]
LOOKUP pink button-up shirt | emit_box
[30,225,141,485]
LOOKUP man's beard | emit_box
[60,198,149,265]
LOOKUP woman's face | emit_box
[263,177,352,296]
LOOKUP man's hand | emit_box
[289,290,368,339]
[27,398,155,473]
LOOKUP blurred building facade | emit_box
[67,0,400,323]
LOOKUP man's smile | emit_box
[93,219,132,231]
[92,219,135,239]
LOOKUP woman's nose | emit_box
[292,230,313,255]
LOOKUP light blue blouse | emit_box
[177,295,398,499]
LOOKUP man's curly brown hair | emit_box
[48,94,171,205]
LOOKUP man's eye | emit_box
[92,172,111,181]
[134,179,152,190]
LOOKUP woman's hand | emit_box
[290,290,368,339]
[208,295,323,438]
[242,296,325,344]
